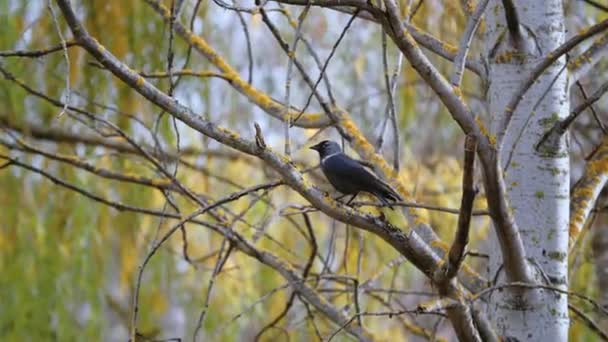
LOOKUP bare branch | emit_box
[569,136,608,247]
[47,0,71,117]
[501,0,522,41]
[471,282,608,316]
[583,0,608,12]
[292,8,360,125]
[273,0,487,77]
[450,0,490,87]
[574,80,608,134]
[281,3,311,156]
[537,79,608,152]
[380,30,402,170]
[193,241,234,340]
[569,33,608,84]
[256,2,333,118]
[277,4,336,102]
[0,114,240,161]
[146,0,332,128]
[381,0,532,287]
[0,135,175,192]
[138,69,229,80]
[51,3,463,339]
[569,303,608,341]
[254,212,318,341]
[435,135,477,284]
[498,18,608,147]
[0,40,79,57]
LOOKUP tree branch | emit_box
[53,2,480,336]
[145,0,332,128]
[569,136,608,247]
[272,0,486,78]
[568,33,608,84]
[0,115,240,161]
[501,0,522,41]
[380,0,532,287]
[536,79,608,152]
[0,40,79,57]
[497,18,608,147]
[435,135,477,284]
[451,0,490,87]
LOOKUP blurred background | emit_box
[0,0,606,340]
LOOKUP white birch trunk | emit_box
[485,1,570,340]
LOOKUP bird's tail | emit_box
[371,179,403,209]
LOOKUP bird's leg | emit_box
[345,192,359,206]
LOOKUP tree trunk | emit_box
[485,1,570,340]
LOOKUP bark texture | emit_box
[485,1,570,340]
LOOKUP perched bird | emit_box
[310,140,402,208]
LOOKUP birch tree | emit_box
[1,0,608,340]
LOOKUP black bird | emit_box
[310,140,402,208]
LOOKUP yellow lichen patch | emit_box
[135,76,145,88]
[181,26,326,125]
[410,208,429,226]
[475,115,496,146]
[148,1,330,127]
[569,137,608,245]
[461,263,484,280]
[464,0,475,15]
[442,42,459,55]
[494,51,518,64]
[452,86,463,99]
[478,19,486,35]
[91,37,106,54]
[430,239,449,253]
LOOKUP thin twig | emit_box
[498,18,608,146]
[379,30,402,170]
[471,282,608,316]
[575,80,608,134]
[47,0,70,118]
[233,0,254,84]
[0,40,78,57]
[327,306,447,341]
[277,4,336,102]
[435,135,477,284]
[131,182,281,340]
[292,9,360,125]
[193,241,234,341]
[569,303,608,341]
[282,201,489,216]
[450,0,490,87]
[376,36,403,152]
[283,3,311,155]
[537,78,608,151]
[256,1,332,119]
[583,0,608,12]
[504,61,568,169]
[253,212,317,340]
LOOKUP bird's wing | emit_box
[324,154,403,202]
[324,155,385,189]
[355,159,375,169]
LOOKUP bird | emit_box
[310,140,403,208]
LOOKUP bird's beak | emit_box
[310,143,321,151]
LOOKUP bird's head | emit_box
[310,140,342,158]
